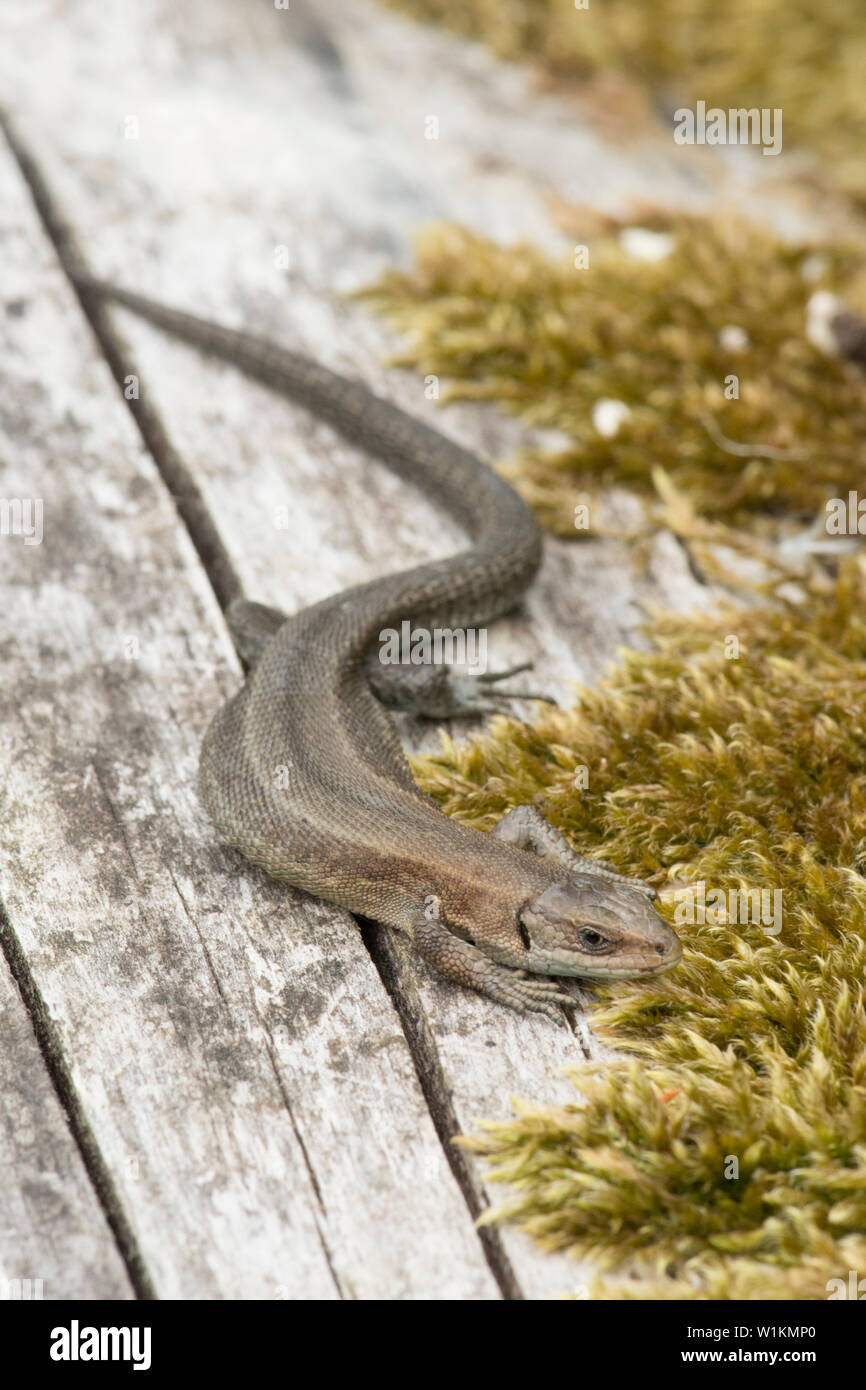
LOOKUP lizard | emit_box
[75,275,682,1023]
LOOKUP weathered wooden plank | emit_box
[0,961,133,1301]
[0,0,728,1298]
[0,137,500,1298]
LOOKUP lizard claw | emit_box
[508,972,576,1024]
[445,662,557,715]
[367,657,556,718]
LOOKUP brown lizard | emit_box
[75,276,682,1022]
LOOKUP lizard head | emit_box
[516,875,681,980]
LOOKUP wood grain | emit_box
[0,134,498,1301]
[0,958,133,1300]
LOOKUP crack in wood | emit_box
[0,107,243,616]
[358,919,523,1301]
[0,900,157,1299]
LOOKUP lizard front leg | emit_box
[490,804,658,899]
[410,911,573,1024]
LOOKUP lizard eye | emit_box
[577,927,612,954]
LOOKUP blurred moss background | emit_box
[362,215,866,559]
[385,0,866,207]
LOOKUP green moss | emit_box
[358,92,866,1292]
[361,216,866,546]
[408,561,866,1297]
[383,0,866,206]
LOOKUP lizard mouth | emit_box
[639,936,683,974]
[570,936,683,980]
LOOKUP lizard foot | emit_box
[368,657,556,718]
[501,971,576,1025]
[412,911,575,1023]
[491,804,658,899]
[448,662,558,716]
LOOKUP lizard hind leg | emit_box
[490,804,658,899]
[226,598,289,668]
[365,653,556,719]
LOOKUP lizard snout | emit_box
[518,878,683,981]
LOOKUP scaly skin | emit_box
[75,276,682,1022]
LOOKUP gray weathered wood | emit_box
[0,0,800,1297]
[0,138,499,1300]
[0,963,133,1301]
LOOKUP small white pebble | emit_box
[800,253,830,284]
[806,291,843,356]
[592,398,631,438]
[619,227,675,262]
[717,324,750,353]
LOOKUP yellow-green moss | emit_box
[361,216,866,543]
[383,0,866,206]
[358,80,866,1288]
[409,560,866,1297]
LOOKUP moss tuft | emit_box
[358,35,866,1289]
[361,216,866,542]
[409,561,866,1296]
[383,0,866,206]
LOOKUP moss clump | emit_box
[361,217,866,541]
[358,84,866,1290]
[408,559,866,1297]
[382,0,866,206]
